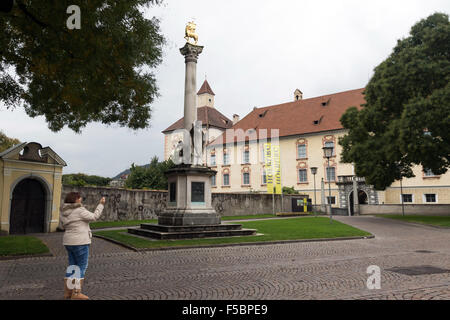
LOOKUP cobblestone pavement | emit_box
[1,216,450,300]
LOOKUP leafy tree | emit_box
[339,13,450,190]
[62,173,111,187]
[0,130,20,152]
[1,0,165,132]
[282,186,299,195]
[125,156,175,190]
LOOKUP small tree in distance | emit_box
[125,156,175,190]
[62,173,112,187]
[0,130,20,152]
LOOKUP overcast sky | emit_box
[1,0,449,178]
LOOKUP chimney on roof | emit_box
[294,89,303,101]
[233,114,240,125]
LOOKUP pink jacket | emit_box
[59,203,104,246]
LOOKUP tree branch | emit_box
[15,0,49,28]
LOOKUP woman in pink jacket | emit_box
[59,192,105,300]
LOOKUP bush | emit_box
[125,156,175,190]
[283,186,299,195]
[62,173,111,187]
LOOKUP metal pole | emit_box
[328,157,332,223]
[400,178,405,217]
[272,189,275,215]
[313,173,317,217]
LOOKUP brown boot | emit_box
[64,278,73,300]
[71,278,89,300]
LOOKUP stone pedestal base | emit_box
[161,165,219,226]
[158,210,221,226]
[128,223,256,240]
[127,165,258,240]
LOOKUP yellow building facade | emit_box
[0,142,66,235]
[207,88,450,212]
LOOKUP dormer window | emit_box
[259,110,268,118]
[313,116,323,125]
[321,98,331,107]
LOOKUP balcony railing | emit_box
[337,175,366,185]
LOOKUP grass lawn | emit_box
[93,216,372,250]
[90,214,300,229]
[0,235,50,257]
[221,214,277,221]
[378,215,450,228]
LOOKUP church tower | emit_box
[197,79,215,108]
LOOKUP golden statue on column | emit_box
[185,21,198,45]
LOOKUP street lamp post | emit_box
[323,147,333,223]
[311,167,318,217]
[400,178,405,217]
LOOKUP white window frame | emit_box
[326,196,336,205]
[423,193,438,203]
[326,167,336,182]
[324,141,335,156]
[424,168,436,177]
[243,149,250,164]
[243,172,250,185]
[298,169,308,183]
[400,194,414,204]
[223,153,230,165]
[223,173,230,186]
[261,170,267,185]
[297,144,307,159]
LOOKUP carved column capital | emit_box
[180,43,204,63]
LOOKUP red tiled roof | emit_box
[162,106,233,133]
[197,80,215,96]
[209,88,365,145]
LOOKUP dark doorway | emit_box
[292,198,306,213]
[358,190,368,205]
[349,190,368,216]
[10,179,46,234]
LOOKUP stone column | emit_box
[352,177,359,216]
[180,43,203,133]
[321,178,326,213]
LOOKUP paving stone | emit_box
[0,216,449,300]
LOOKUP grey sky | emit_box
[1,0,449,177]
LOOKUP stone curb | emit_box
[93,233,375,253]
[0,252,53,261]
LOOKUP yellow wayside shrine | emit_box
[0,142,67,235]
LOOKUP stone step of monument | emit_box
[127,226,257,240]
[140,223,243,233]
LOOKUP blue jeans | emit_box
[65,245,90,279]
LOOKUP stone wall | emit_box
[61,186,309,221]
[359,204,450,216]
[62,186,168,221]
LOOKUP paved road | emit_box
[1,216,450,300]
